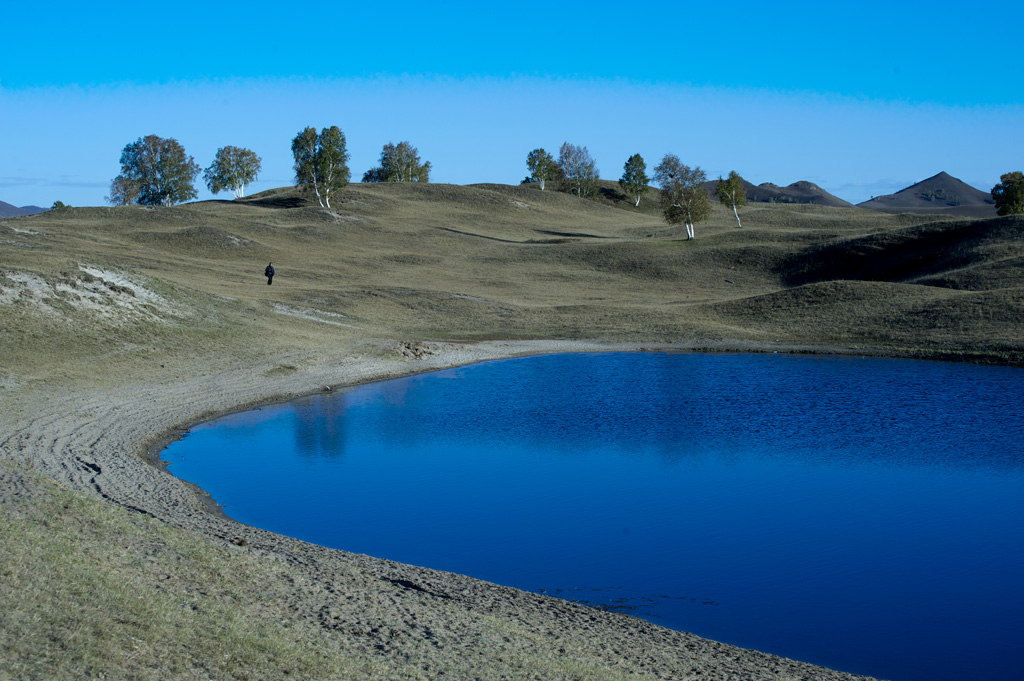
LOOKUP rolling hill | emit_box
[745,180,854,207]
[857,171,995,217]
[701,178,853,207]
[0,200,47,217]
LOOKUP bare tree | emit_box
[107,175,139,206]
[557,142,599,198]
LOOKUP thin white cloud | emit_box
[0,176,108,189]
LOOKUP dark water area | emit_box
[163,353,1024,681]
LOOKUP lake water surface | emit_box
[162,353,1024,681]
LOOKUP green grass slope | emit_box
[3,181,1021,409]
[715,214,1024,358]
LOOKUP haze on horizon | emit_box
[2,1,1022,208]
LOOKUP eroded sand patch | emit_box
[0,265,185,324]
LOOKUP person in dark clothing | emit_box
[265,262,275,285]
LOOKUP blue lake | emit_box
[162,353,1024,681]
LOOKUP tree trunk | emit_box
[312,179,323,207]
[732,203,742,228]
[634,195,641,207]
[539,178,545,191]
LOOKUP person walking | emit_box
[265,262,275,286]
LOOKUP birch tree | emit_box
[526,148,558,190]
[653,154,711,240]
[362,141,431,182]
[292,126,351,208]
[619,153,649,207]
[204,146,262,199]
[557,142,599,198]
[715,170,747,228]
[109,135,199,206]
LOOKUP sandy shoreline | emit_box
[3,338,883,680]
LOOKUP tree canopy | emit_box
[992,171,1024,216]
[362,141,431,183]
[204,146,262,199]
[619,154,649,207]
[557,142,599,198]
[526,148,559,190]
[715,170,748,228]
[653,154,710,240]
[292,126,351,208]
[108,176,140,207]
[108,135,200,206]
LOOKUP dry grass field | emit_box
[2,182,1023,680]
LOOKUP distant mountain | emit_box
[0,201,48,218]
[703,179,853,208]
[857,172,996,217]
[749,180,854,208]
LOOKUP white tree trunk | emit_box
[732,203,742,228]
[539,178,545,190]
[686,221,695,240]
[634,195,641,207]
[312,178,323,207]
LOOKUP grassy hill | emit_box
[6,181,1019,371]
[700,178,854,208]
[0,200,47,217]
[2,182,1023,680]
[857,171,997,217]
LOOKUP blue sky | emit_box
[2,1,1021,207]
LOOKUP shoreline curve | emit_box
[4,338,885,680]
